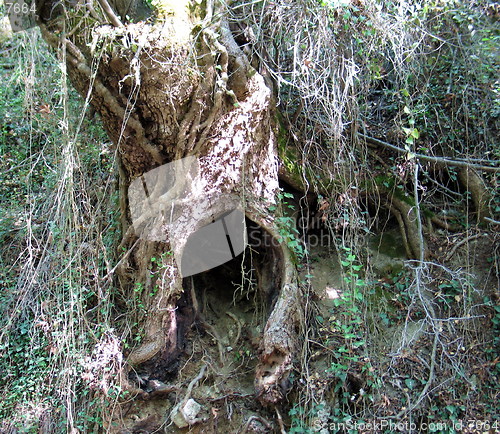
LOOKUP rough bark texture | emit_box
[38,0,303,422]
[458,167,492,224]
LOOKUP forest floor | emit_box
[110,226,499,433]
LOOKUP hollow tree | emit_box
[35,0,304,420]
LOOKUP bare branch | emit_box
[359,133,500,173]
[96,0,123,27]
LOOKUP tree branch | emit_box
[39,25,162,164]
[96,0,123,27]
[359,133,500,173]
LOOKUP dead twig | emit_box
[241,415,272,433]
[445,233,485,261]
[226,311,242,348]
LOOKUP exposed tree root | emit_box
[396,197,426,259]
[386,197,426,259]
[387,203,414,259]
[458,167,492,224]
[445,233,485,261]
[248,215,303,406]
[431,215,461,232]
[241,415,272,433]
[226,311,242,348]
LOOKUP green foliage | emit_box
[270,190,307,260]
[0,30,116,431]
[485,296,500,375]
[288,402,325,434]
[368,1,497,157]
[318,248,381,413]
[339,246,365,300]
[0,318,51,423]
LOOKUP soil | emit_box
[113,225,498,433]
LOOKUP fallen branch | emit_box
[96,0,123,27]
[360,133,500,173]
[241,415,272,433]
[445,233,485,261]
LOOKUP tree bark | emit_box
[458,167,492,224]
[37,0,303,424]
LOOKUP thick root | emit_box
[255,275,301,405]
[387,197,426,259]
[248,213,303,405]
[458,167,492,224]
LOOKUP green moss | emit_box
[276,114,304,187]
[369,231,407,260]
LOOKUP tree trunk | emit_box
[38,0,303,427]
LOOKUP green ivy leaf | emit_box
[405,378,416,390]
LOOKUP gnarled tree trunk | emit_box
[37,0,303,428]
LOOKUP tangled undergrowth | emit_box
[230,0,499,430]
[0,0,499,432]
[0,27,120,431]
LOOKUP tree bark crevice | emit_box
[38,3,305,424]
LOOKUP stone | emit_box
[171,399,203,428]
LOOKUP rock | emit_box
[171,398,203,428]
[171,408,189,428]
[146,379,168,392]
